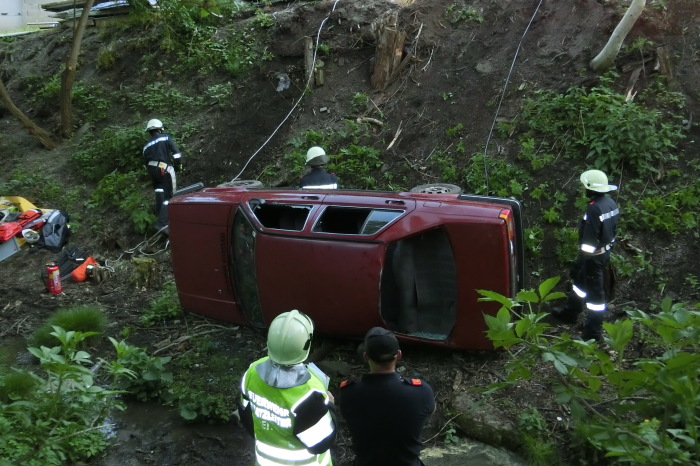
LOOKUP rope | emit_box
[231,0,343,182]
[481,0,543,195]
[104,225,170,270]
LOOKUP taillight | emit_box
[499,209,518,295]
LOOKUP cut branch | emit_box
[0,79,56,149]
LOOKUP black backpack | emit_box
[40,245,87,283]
[38,210,71,253]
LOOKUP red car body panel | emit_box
[168,187,524,351]
[255,235,385,335]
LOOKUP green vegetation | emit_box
[140,281,182,326]
[27,74,110,123]
[518,407,558,464]
[88,171,155,235]
[281,121,397,190]
[71,126,144,182]
[28,305,106,349]
[128,0,273,77]
[165,335,244,422]
[352,92,369,113]
[480,278,699,465]
[110,338,172,402]
[445,4,484,24]
[0,328,136,465]
[430,152,529,197]
[520,73,685,176]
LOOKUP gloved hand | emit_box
[175,161,184,173]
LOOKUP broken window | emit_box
[248,202,311,231]
[313,206,402,235]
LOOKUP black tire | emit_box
[409,183,463,194]
[217,179,264,188]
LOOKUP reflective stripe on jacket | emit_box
[579,195,619,255]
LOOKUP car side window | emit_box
[249,203,311,231]
[313,207,402,235]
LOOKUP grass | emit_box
[28,305,106,348]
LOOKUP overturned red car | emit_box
[168,185,524,351]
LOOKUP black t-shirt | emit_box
[339,372,435,466]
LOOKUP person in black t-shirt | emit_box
[339,327,435,466]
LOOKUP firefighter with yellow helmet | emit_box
[239,310,336,465]
[552,169,620,341]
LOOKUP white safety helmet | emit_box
[580,169,618,193]
[145,119,164,132]
[22,229,40,244]
[267,309,314,366]
[305,146,330,167]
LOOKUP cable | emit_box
[482,0,543,195]
[231,0,342,182]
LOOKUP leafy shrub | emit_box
[166,336,243,423]
[521,73,685,176]
[29,74,109,122]
[108,338,172,402]
[28,305,106,349]
[87,170,155,234]
[480,279,699,465]
[71,126,144,181]
[335,144,384,189]
[462,153,530,197]
[96,45,117,70]
[445,4,484,23]
[133,83,196,114]
[518,407,559,464]
[623,178,700,234]
[0,328,134,465]
[140,281,182,326]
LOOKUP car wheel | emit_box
[217,179,264,188]
[409,183,463,194]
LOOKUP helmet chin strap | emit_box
[256,359,311,388]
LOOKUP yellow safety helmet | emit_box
[267,310,314,366]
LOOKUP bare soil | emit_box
[1,0,699,464]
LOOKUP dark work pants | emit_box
[564,252,610,340]
[147,164,176,216]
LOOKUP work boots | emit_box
[581,310,605,342]
[550,293,583,324]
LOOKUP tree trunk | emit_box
[59,0,95,137]
[0,79,56,150]
[371,12,406,90]
[590,0,646,72]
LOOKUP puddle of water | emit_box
[96,400,255,466]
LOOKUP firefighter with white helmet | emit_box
[299,146,338,189]
[239,310,337,465]
[551,169,620,342]
[142,118,184,229]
